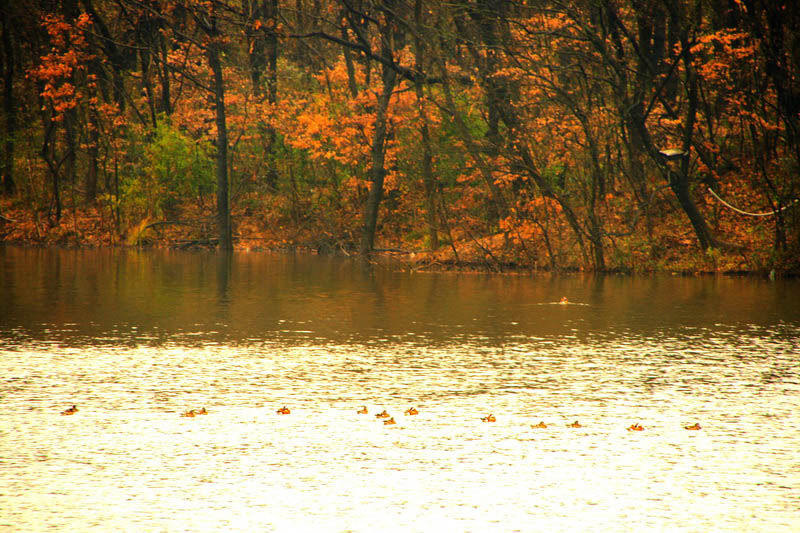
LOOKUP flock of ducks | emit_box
[58,404,703,431]
[367,408,703,431]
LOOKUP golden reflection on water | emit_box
[1,339,799,532]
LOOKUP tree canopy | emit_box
[1,0,798,273]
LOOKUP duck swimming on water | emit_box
[60,405,78,416]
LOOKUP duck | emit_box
[404,407,419,416]
[196,407,208,415]
[567,421,582,428]
[276,406,290,415]
[684,423,701,430]
[627,423,644,431]
[375,410,390,419]
[383,417,396,425]
[559,296,569,304]
[357,406,368,414]
[60,405,78,416]
[481,414,496,422]
[181,409,196,417]
[531,421,548,429]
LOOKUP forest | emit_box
[0,0,798,273]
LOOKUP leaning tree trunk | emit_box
[358,63,397,255]
[672,17,716,251]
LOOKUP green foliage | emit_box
[122,120,215,219]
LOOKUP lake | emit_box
[1,246,799,531]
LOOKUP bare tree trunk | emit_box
[86,109,99,203]
[415,83,438,250]
[341,9,359,99]
[41,118,61,222]
[263,0,279,190]
[247,0,279,189]
[1,9,15,195]
[80,0,126,111]
[413,0,438,250]
[207,33,232,251]
[157,37,172,115]
[669,5,716,250]
[359,62,397,255]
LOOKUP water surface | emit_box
[1,247,799,531]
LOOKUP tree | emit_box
[29,10,93,222]
[203,11,233,251]
[1,6,17,195]
[294,0,410,255]
[125,0,236,250]
[412,0,438,250]
[2,0,797,271]
[246,0,280,190]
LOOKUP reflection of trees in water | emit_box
[1,249,799,347]
[216,251,232,315]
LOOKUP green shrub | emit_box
[123,120,215,219]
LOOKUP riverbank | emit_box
[1,198,795,277]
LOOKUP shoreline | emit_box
[2,199,796,277]
[1,240,794,278]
